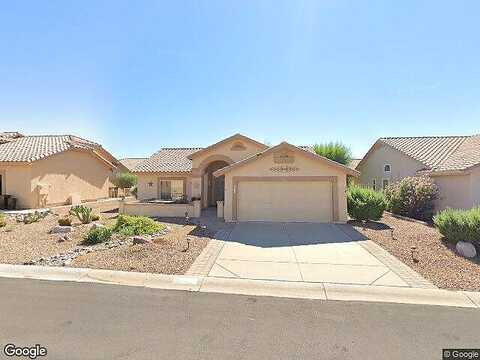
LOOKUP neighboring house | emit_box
[356,135,480,211]
[133,134,358,223]
[0,132,125,209]
[119,158,147,172]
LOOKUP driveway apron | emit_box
[208,222,409,287]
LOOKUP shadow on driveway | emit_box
[226,222,368,248]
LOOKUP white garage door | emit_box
[237,181,333,222]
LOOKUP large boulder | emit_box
[456,241,477,259]
[51,226,73,234]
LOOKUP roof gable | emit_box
[213,142,360,177]
[187,133,267,160]
[357,135,480,173]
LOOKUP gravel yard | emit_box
[72,224,210,274]
[0,213,117,264]
[352,213,480,291]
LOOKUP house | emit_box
[131,134,358,223]
[0,132,126,209]
[356,135,480,211]
[119,158,147,172]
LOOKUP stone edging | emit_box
[359,240,436,289]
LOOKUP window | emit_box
[159,179,184,201]
[382,179,389,190]
[372,179,377,191]
[384,164,391,173]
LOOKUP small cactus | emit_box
[70,205,93,224]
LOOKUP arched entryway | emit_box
[204,160,229,207]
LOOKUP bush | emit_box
[113,215,164,236]
[82,227,112,245]
[70,205,94,224]
[347,185,386,221]
[313,142,352,165]
[58,217,72,226]
[91,214,100,222]
[23,211,46,224]
[113,172,138,189]
[384,176,438,221]
[0,213,6,227]
[433,207,480,245]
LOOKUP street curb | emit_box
[0,264,478,309]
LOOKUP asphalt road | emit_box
[0,278,478,360]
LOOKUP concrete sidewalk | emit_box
[0,264,478,308]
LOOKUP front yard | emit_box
[352,213,480,291]
[0,211,211,275]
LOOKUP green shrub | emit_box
[347,185,386,221]
[313,142,352,165]
[113,215,164,236]
[113,172,138,189]
[70,205,94,224]
[58,216,72,226]
[82,227,112,245]
[23,211,46,224]
[384,176,438,221]
[433,207,480,245]
[0,213,6,227]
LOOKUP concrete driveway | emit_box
[208,222,409,286]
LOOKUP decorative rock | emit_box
[51,226,73,234]
[456,241,477,258]
[91,223,106,230]
[133,236,150,244]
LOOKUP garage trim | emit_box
[231,176,338,222]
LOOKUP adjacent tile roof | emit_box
[348,159,361,170]
[378,135,480,172]
[0,134,102,163]
[119,158,147,171]
[134,148,202,173]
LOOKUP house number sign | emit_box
[269,166,299,173]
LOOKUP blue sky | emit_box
[1,1,479,159]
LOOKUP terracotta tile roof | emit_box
[379,135,480,172]
[349,159,361,169]
[430,135,480,172]
[119,158,148,171]
[134,148,202,173]
[0,134,101,162]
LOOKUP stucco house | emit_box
[0,132,126,209]
[356,135,480,211]
[131,134,358,223]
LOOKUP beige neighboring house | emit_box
[132,134,358,223]
[0,132,126,209]
[356,135,480,211]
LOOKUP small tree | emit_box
[113,172,137,190]
[313,142,352,165]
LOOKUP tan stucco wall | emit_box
[137,173,192,201]
[433,174,472,211]
[30,149,115,207]
[222,150,348,223]
[121,200,200,218]
[357,144,425,189]
[470,166,480,208]
[0,164,33,208]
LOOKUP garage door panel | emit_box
[237,181,332,222]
